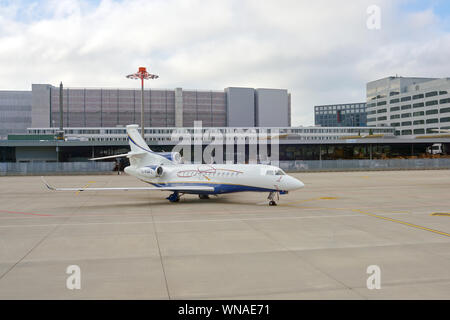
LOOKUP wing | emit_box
[41,177,214,192]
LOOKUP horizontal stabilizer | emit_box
[41,177,214,192]
[89,151,146,161]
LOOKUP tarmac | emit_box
[0,170,449,299]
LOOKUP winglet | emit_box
[41,176,55,191]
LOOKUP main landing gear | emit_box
[167,192,180,203]
[268,191,279,206]
[167,192,212,202]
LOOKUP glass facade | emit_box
[280,143,432,160]
[314,103,367,127]
[3,141,439,163]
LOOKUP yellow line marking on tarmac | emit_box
[431,213,450,217]
[280,196,338,206]
[352,209,450,238]
[76,181,96,195]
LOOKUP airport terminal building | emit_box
[0,84,291,139]
[4,125,449,164]
[366,76,450,136]
[1,79,449,166]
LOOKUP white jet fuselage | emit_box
[125,163,304,195]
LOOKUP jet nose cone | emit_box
[288,177,304,190]
[295,179,305,189]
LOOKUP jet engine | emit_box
[156,152,182,164]
[139,165,164,178]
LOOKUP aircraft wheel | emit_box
[269,200,277,206]
[199,194,210,200]
[167,192,180,203]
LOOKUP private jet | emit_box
[42,124,304,205]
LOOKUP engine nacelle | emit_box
[156,152,182,164]
[139,165,164,178]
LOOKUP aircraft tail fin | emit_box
[87,125,171,168]
[125,124,172,167]
[126,124,152,153]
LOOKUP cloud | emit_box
[0,0,450,126]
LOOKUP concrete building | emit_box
[225,87,291,127]
[225,87,255,127]
[315,103,366,127]
[0,85,292,137]
[366,76,450,136]
[255,89,290,127]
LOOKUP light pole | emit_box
[126,67,159,139]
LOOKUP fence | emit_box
[0,162,115,175]
[1,159,450,175]
[279,159,450,172]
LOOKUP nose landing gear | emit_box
[268,191,279,206]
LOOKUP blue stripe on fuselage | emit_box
[147,182,277,194]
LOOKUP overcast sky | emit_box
[1,0,450,126]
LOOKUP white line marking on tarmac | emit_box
[0,205,415,220]
[0,211,416,228]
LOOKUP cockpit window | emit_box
[266,170,275,175]
[275,169,286,175]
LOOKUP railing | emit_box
[1,159,450,175]
[0,162,115,175]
